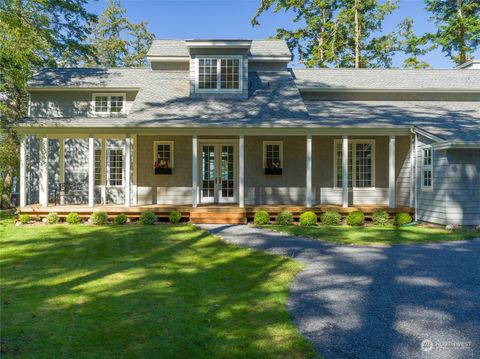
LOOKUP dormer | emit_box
[146,39,292,99]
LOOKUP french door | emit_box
[200,143,236,204]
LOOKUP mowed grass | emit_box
[0,218,317,359]
[263,224,477,246]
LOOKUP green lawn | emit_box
[263,224,477,246]
[0,218,316,359]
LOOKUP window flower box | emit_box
[265,168,282,175]
[155,168,172,175]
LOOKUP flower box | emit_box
[265,168,282,175]
[155,168,172,175]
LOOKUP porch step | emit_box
[189,209,246,224]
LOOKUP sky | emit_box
[86,0,480,69]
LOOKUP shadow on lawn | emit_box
[0,224,316,358]
[209,225,480,359]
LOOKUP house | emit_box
[16,39,480,225]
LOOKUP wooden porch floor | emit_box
[19,204,414,224]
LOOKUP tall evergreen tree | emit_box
[252,0,400,68]
[88,0,155,68]
[396,18,434,69]
[425,0,480,65]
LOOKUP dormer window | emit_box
[93,93,126,115]
[196,57,241,91]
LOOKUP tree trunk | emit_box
[457,0,467,65]
[354,0,361,68]
[1,166,14,209]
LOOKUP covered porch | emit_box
[18,128,416,221]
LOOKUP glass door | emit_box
[200,143,236,204]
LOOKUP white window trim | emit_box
[153,141,174,168]
[333,139,376,189]
[195,55,243,93]
[106,147,124,188]
[263,141,283,169]
[92,93,126,115]
[421,146,433,191]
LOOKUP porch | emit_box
[18,129,417,223]
[19,204,414,224]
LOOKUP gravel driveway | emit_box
[199,224,480,359]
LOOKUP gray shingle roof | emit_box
[303,100,480,142]
[147,39,291,59]
[292,68,480,91]
[27,68,149,88]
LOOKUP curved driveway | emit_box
[199,224,480,359]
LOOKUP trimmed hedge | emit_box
[140,211,157,225]
[19,214,30,224]
[276,211,293,225]
[394,212,413,226]
[254,211,270,225]
[66,212,81,224]
[372,210,389,226]
[90,211,108,225]
[320,211,341,226]
[115,213,128,225]
[169,211,182,224]
[299,211,317,226]
[346,211,365,226]
[46,212,59,224]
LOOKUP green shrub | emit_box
[276,211,293,225]
[169,210,182,224]
[46,212,59,224]
[372,210,390,226]
[115,213,128,225]
[394,212,413,226]
[19,214,30,224]
[66,212,81,224]
[90,211,108,225]
[254,210,270,225]
[139,211,157,225]
[346,211,365,226]
[299,211,317,226]
[320,211,341,226]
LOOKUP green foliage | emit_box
[87,0,155,67]
[90,211,108,225]
[46,212,59,225]
[66,212,82,225]
[139,211,157,225]
[114,213,128,225]
[299,211,317,226]
[320,211,342,226]
[169,211,182,224]
[395,18,434,68]
[425,0,480,65]
[19,214,30,224]
[254,210,270,225]
[394,212,413,226]
[346,211,365,226]
[276,211,293,225]
[372,210,390,226]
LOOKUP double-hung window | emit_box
[263,141,283,169]
[93,93,125,114]
[94,148,102,186]
[197,57,241,91]
[421,147,433,189]
[153,141,174,169]
[107,148,124,187]
[335,140,375,188]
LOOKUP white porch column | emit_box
[19,136,27,208]
[101,138,106,204]
[88,136,95,208]
[389,135,396,208]
[409,135,415,208]
[125,136,131,207]
[306,134,312,208]
[59,138,65,205]
[239,135,245,208]
[342,135,348,208]
[39,135,49,207]
[192,135,198,208]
